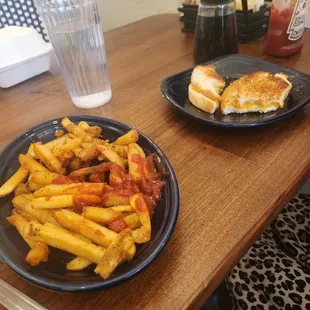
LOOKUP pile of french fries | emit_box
[0,117,165,279]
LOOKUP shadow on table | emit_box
[201,281,233,310]
[167,105,309,159]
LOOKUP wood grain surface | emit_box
[0,14,310,310]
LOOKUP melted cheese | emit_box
[225,100,280,110]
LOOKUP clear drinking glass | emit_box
[34,0,112,108]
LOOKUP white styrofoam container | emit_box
[0,26,52,88]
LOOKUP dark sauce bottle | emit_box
[193,0,239,64]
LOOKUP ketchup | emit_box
[264,0,309,57]
[108,218,128,233]
[73,194,102,212]
[52,176,73,184]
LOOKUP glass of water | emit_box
[34,0,112,108]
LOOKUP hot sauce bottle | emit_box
[264,0,309,57]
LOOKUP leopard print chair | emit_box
[226,194,310,310]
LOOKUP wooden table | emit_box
[1,14,310,310]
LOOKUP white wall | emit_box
[98,0,310,31]
[98,0,180,31]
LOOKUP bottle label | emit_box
[287,0,309,41]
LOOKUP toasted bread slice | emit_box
[188,84,219,114]
[221,71,292,115]
[188,65,225,114]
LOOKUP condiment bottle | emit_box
[193,0,239,64]
[264,0,309,57]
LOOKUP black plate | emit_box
[0,116,179,292]
[160,55,310,127]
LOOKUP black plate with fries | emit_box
[161,55,310,127]
[0,116,179,292]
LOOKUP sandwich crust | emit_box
[188,65,225,114]
[188,84,219,114]
[190,65,225,103]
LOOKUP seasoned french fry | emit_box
[132,227,151,244]
[98,154,105,161]
[54,209,118,247]
[64,138,82,150]
[80,142,92,149]
[27,144,36,158]
[122,228,136,260]
[61,117,93,142]
[30,170,58,186]
[53,138,81,157]
[93,138,106,146]
[82,160,91,168]
[112,145,129,158]
[19,154,49,173]
[130,194,151,243]
[78,121,90,131]
[110,205,134,212]
[33,144,66,174]
[69,163,110,177]
[7,212,37,247]
[27,142,42,158]
[55,130,65,138]
[62,150,74,160]
[95,229,135,279]
[45,135,67,150]
[0,167,29,197]
[27,181,42,192]
[68,133,78,139]
[85,126,102,138]
[94,239,126,279]
[14,209,37,222]
[28,221,106,264]
[34,183,105,197]
[104,195,130,207]
[70,157,82,171]
[114,129,139,145]
[32,195,74,209]
[72,146,83,157]
[13,194,58,225]
[44,222,91,243]
[124,213,141,230]
[136,145,145,158]
[128,143,145,181]
[131,143,145,157]
[33,184,76,197]
[97,144,127,169]
[66,256,92,271]
[7,212,49,266]
[78,143,99,161]
[82,207,122,224]
[19,193,34,200]
[32,194,102,209]
[28,173,44,191]
[130,194,151,229]
[14,183,31,196]
[109,169,123,185]
[26,242,49,266]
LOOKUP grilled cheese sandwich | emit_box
[188,65,225,114]
[221,71,292,115]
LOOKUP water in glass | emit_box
[36,0,111,108]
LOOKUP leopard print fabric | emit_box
[226,194,310,310]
